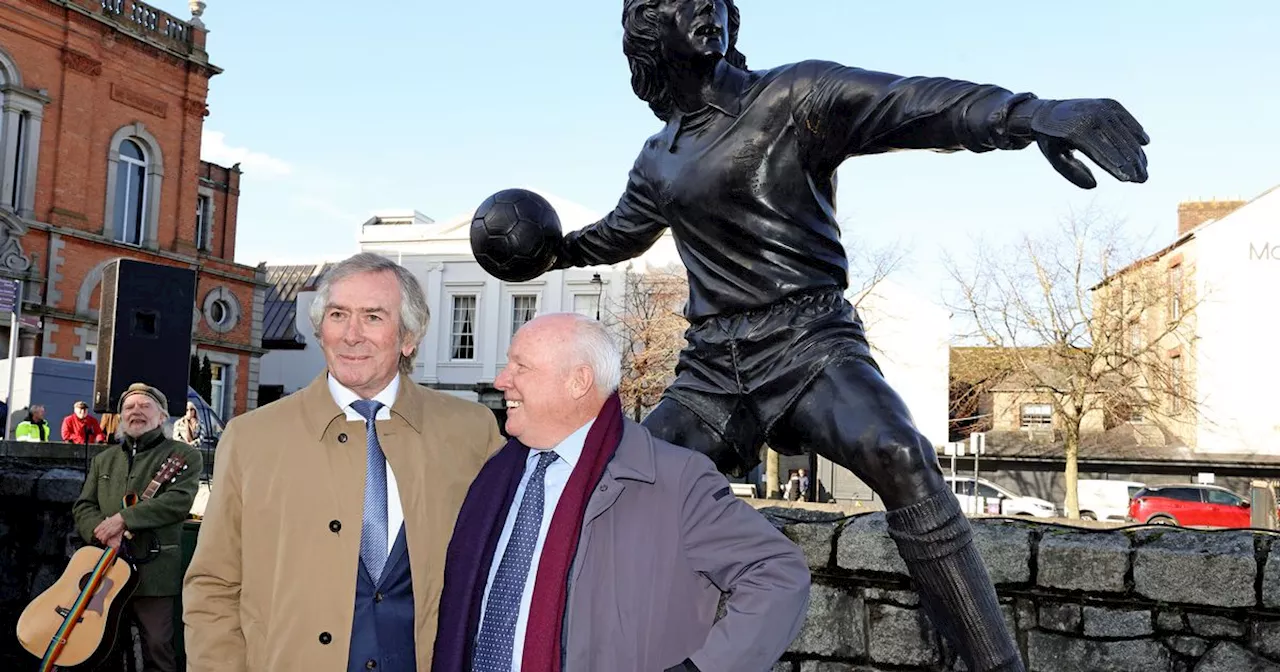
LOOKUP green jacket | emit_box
[71,427,203,597]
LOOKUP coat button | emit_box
[329,520,341,533]
[599,484,608,492]
[319,632,332,644]
[366,660,377,669]
[338,433,348,443]
[374,591,383,602]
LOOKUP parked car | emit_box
[944,475,1057,517]
[1068,479,1146,521]
[1126,484,1254,527]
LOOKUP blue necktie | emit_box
[472,450,559,672]
[351,399,387,585]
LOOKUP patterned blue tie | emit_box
[351,399,388,585]
[472,450,559,672]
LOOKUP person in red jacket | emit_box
[61,400,106,444]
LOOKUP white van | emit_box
[1068,479,1145,521]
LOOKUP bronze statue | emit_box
[472,1,1148,669]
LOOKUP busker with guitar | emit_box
[71,382,202,672]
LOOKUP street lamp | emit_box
[589,273,603,320]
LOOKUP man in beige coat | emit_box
[183,253,504,672]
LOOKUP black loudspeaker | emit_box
[94,258,197,416]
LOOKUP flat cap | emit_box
[118,383,169,416]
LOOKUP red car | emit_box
[1127,484,1255,527]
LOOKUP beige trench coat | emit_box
[182,372,504,671]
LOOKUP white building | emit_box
[854,279,952,447]
[1185,186,1280,454]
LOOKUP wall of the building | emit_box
[989,389,1106,434]
[0,2,214,252]
[1193,188,1280,454]
[855,280,950,448]
[0,3,264,419]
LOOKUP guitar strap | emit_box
[38,545,122,672]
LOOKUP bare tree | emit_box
[605,266,689,422]
[847,237,909,309]
[945,206,1202,519]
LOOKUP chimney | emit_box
[1177,199,1246,236]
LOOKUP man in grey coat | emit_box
[432,312,810,672]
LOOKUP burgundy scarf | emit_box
[432,394,624,672]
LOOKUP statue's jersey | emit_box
[559,59,1035,321]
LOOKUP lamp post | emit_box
[590,272,603,320]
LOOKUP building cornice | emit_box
[49,0,223,77]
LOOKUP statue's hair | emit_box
[622,0,747,122]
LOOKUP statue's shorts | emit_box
[660,287,882,466]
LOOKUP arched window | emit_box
[104,123,164,247]
[0,45,46,217]
[114,139,148,245]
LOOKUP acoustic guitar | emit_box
[15,453,189,671]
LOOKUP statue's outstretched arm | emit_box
[792,60,1148,188]
[554,162,669,269]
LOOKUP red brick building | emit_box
[0,0,265,419]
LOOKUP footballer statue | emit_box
[469,1,1149,670]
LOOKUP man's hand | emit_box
[1010,98,1150,189]
[93,513,127,546]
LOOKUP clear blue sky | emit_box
[154,0,1278,305]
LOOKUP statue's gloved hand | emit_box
[1010,98,1150,189]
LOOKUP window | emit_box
[1020,403,1052,428]
[195,194,212,250]
[1168,263,1183,322]
[1128,320,1141,355]
[104,123,163,248]
[1157,487,1202,502]
[572,293,600,319]
[209,362,226,418]
[203,287,241,334]
[1170,355,1183,414]
[1205,489,1243,506]
[511,295,537,336]
[450,295,477,360]
[209,299,230,327]
[113,139,148,245]
[0,49,47,216]
[83,345,96,363]
[9,113,26,209]
[975,483,1004,499]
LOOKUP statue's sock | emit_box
[885,488,1025,672]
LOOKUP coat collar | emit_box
[299,371,427,441]
[602,420,657,485]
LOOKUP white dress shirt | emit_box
[327,374,404,556]
[476,418,595,671]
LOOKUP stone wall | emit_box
[766,508,1280,671]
